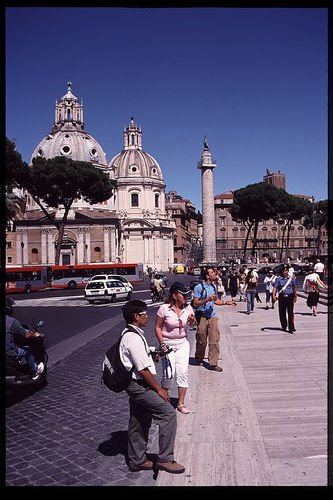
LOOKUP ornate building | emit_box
[11,83,175,271]
[165,191,202,268]
[108,118,174,271]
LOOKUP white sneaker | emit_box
[32,362,44,380]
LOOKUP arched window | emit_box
[31,248,38,264]
[155,193,159,208]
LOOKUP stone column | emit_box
[103,227,110,262]
[198,139,217,264]
[16,229,28,266]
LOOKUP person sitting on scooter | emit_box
[153,275,165,298]
[6,297,45,380]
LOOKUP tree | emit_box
[274,194,313,261]
[229,182,286,262]
[303,199,328,256]
[8,154,116,265]
[6,192,26,225]
[5,138,27,225]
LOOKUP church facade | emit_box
[13,83,175,272]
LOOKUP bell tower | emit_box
[52,81,84,132]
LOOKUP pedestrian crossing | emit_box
[13,295,164,308]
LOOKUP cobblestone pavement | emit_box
[6,315,163,487]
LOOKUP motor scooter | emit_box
[6,320,48,390]
[151,287,166,303]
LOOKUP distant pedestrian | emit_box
[314,258,325,281]
[244,269,258,315]
[214,269,226,299]
[272,265,297,334]
[264,269,276,309]
[227,270,239,301]
[238,269,247,302]
[302,268,327,316]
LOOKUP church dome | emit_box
[109,117,164,185]
[30,82,107,168]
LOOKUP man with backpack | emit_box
[120,300,185,474]
[192,267,236,372]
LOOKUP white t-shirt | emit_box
[302,272,320,293]
[314,262,324,274]
[119,325,156,379]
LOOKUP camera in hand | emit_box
[150,346,173,358]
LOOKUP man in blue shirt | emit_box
[272,265,297,334]
[192,267,236,371]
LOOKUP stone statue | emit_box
[204,136,209,150]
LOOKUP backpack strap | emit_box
[200,282,206,300]
[120,325,149,354]
[201,282,217,298]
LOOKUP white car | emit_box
[89,274,133,291]
[84,279,132,304]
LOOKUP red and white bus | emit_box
[50,262,144,289]
[5,266,51,294]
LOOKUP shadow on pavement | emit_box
[260,327,285,332]
[6,379,48,408]
[98,430,128,457]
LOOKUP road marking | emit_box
[13,296,164,308]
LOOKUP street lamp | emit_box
[20,241,24,265]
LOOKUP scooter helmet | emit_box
[6,297,15,316]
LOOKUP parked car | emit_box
[258,266,273,275]
[84,279,132,303]
[89,274,133,291]
[273,264,303,277]
[174,265,185,274]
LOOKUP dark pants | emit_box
[126,380,177,469]
[278,295,295,332]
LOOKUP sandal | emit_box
[177,404,190,414]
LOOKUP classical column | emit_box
[16,229,28,266]
[78,227,89,263]
[41,228,52,264]
[103,227,110,262]
[110,227,116,262]
[198,137,217,264]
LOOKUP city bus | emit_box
[5,266,51,294]
[50,262,144,289]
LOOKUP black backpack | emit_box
[101,326,145,393]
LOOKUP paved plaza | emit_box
[6,294,328,487]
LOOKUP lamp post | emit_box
[21,241,24,265]
[84,243,88,263]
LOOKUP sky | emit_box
[6,7,328,211]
